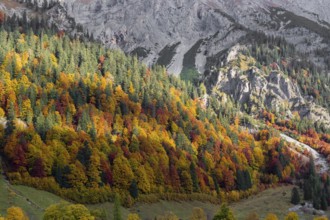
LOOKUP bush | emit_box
[189,207,207,220]
[213,204,236,220]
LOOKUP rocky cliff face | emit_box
[207,45,330,127]
[1,0,330,75]
[59,0,330,75]
[1,0,329,126]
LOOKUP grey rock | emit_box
[211,45,330,127]
[2,0,330,75]
[1,0,329,126]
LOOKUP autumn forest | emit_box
[0,8,329,220]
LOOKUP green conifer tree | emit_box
[291,187,300,205]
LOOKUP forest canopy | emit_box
[0,18,301,204]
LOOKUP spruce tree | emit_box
[320,193,328,211]
[76,141,92,167]
[309,156,316,177]
[313,196,321,210]
[236,170,245,190]
[129,180,139,199]
[190,162,200,192]
[243,170,252,189]
[5,102,16,136]
[303,179,313,201]
[312,177,322,210]
[291,187,300,205]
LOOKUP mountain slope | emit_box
[1,0,330,76]
[60,0,330,74]
[204,44,330,129]
[1,1,329,127]
[0,20,304,204]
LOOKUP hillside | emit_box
[1,169,329,219]
[1,0,330,75]
[0,2,330,220]
[1,1,330,127]
[203,40,330,129]
[0,14,306,205]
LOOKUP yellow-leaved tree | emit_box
[127,213,141,220]
[43,203,94,220]
[136,166,151,194]
[112,155,134,190]
[189,207,207,220]
[284,212,299,220]
[3,206,29,220]
[264,213,278,220]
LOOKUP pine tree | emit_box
[5,102,16,135]
[236,170,252,190]
[291,187,300,205]
[309,157,316,177]
[190,163,200,192]
[303,179,312,200]
[313,195,321,210]
[76,141,92,167]
[320,193,328,211]
[243,170,252,189]
[129,180,139,199]
[312,177,322,210]
[236,169,245,190]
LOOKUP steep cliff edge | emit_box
[205,45,330,128]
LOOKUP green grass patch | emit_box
[0,174,43,219]
[231,185,330,220]
[87,202,131,220]
[231,186,293,219]
[11,184,63,210]
[88,200,219,220]
[2,179,330,220]
[0,174,63,219]
[132,200,218,219]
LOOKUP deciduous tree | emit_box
[5,206,29,220]
[284,212,299,220]
[264,213,278,220]
[213,204,236,220]
[127,214,141,220]
[189,207,207,220]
